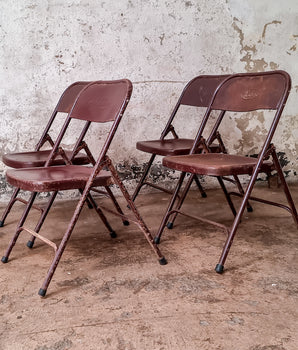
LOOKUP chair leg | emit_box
[166,173,195,229]
[0,188,20,227]
[87,193,117,238]
[194,174,207,198]
[215,188,252,273]
[38,186,93,296]
[79,189,93,209]
[154,172,187,244]
[104,186,129,226]
[131,154,156,202]
[215,159,265,273]
[27,192,58,249]
[271,150,298,226]
[1,192,37,263]
[107,160,167,265]
[217,176,237,217]
[232,175,253,212]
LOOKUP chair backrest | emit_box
[180,74,231,108]
[70,80,132,123]
[191,71,291,155]
[56,81,91,113]
[36,81,91,151]
[161,74,230,138]
[45,79,133,166]
[211,71,290,112]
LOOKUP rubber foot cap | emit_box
[1,256,8,263]
[153,236,160,244]
[247,206,253,212]
[201,192,207,198]
[0,220,4,227]
[167,222,174,229]
[110,231,117,238]
[38,288,47,297]
[215,264,224,274]
[159,257,167,265]
[27,240,34,249]
[123,220,129,226]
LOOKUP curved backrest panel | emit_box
[212,71,291,112]
[180,74,230,107]
[56,82,91,113]
[70,80,133,123]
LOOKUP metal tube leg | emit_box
[217,176,237,217]
[154,172,187,244]
[1,192,37,263]
[271,151,298,226]
[216,166,261,273]
[131,154,156,202]
[39,226,77,297]
[215,193,250,273]
[79,189,93,209]
[194,174,207,198]
[167,174,195,229]
[108,161,167,264]
[105,186,129,226]
[27,192,58,249]
[87,194,117,238]
[38,188,90,297]
[232,175,253,212]
[0,188,20,227]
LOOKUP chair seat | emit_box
[6,165,113,192]
[2,150,90,169]
[136,138,220,156]
[163,153,273,176]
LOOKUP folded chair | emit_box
[131,75,230,202]
[154,70,298,272]
[0,81,91,228]
[1,79,166,297]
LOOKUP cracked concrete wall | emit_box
[0,0,298,201]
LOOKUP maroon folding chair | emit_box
[1,81,129,250]
[1,79,166,297]
[154,70,297,272]
[0,82,91,228]
[131,75,230,202]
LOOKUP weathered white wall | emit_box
[0,0,298,200]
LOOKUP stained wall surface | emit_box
[0,0,297,200]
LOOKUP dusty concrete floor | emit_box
[0,184,297,350]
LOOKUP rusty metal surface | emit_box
[156,71,297,273]
[2,79,166,297]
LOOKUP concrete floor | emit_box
[0,184,297,350]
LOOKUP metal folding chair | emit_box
[1,81,129,249]
[154,70,298,272]
[0,82,91,228]
[1,79,166,297]
[131,75,230,202]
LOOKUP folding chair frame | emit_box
[131,75,231,203]
[1,80,166,297]
[0,81,91,227]
[1,82,128,250]
[154,71,298,272]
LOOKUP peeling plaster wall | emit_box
[0,0,298,201]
